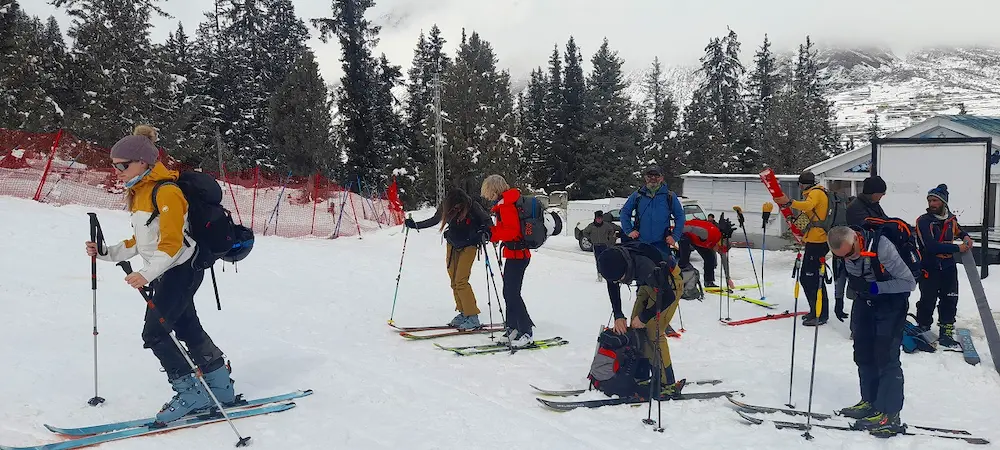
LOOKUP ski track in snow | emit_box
[1,195,998,449]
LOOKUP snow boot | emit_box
[509,329,534,348]
[938,323,960,349]
[853,411,905,437]
[838,400,874,419]
[155,373,212,424]
[802,316,827,326]
[202,364,237,405]
[448,313,465,327]
[457,314,481,330]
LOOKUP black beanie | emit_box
[595,210,604,218]
[798,171,816,185]
[598,247,629,282]
[862,176,887,195]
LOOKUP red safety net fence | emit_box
[0,128,405,238]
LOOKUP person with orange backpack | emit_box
[914,184,973,348]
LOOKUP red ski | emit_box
[758,168,804,244]
[724,311,806,326]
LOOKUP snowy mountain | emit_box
[506,46,1000,147]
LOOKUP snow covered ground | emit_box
[1,195,998,449]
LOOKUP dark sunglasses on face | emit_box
[113,161,137,171]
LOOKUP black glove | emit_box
[717,215,736,239]
[834,298,848,322]
[479,227,492,242]
[847,276,868,295]
[404,218,417,229]
[650,261,673,290]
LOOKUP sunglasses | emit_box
[112,161,137,171]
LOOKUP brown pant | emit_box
[631,267,683,384]
[447,244,480,316]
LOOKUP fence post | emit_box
[33,129,64,202]
[310,172,320,236]
[250,164,259,231]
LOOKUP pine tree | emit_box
[792,36,839,165]
[402,25,450,208]
[641,57,681,186]
[521,68,550,190]
[681,37,726,173]
[579,38,641,198]
[440,30,520,193]
[560,36,587,191]
[313,0,383,187]
[372,53,407,189]
[52,0,173,145]
[748,34,782,169]
[542,45,566,191]
[867,112,882,141]
[268,50,335,177]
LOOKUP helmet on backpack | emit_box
[223,225,255,263]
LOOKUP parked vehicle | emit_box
[574,197,707,251]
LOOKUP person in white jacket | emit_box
[85,134,236,424]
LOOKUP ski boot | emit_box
[852,411,905,438]
[938,323,960,349]
[448,313,465,327]
[202,364,237,405]
[457,314,482,330]
[509,329,534,348]
[155,373,212,424]
[838,400,874,419]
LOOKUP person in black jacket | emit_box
[405,188,493,330]
[597,241,687,398]
[835,176,889,328]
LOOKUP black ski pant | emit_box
[678,236,717,285]
[502,257,535,334]
[800,242,830,321]
[853,292,909,415]
[915,265,959,328]
[142,263,225,380]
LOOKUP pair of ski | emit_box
[1,390,313,450]
[705,287,777,309]
[721,310,806,326]
[532,379,739,411]
[435,336,569,356]
[390,322,506,340]
[730,397,990,445]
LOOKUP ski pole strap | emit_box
[88,213,107,255]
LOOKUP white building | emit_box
[680,114,1000,247]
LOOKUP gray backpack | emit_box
[681,266,704,300]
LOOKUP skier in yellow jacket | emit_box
[85,135,236,424]
[775,170,831,326]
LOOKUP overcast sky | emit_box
[22,0,1000,85]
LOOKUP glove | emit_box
[869,281,879,295]
[847,276,868,294]
[651,262,671,290]
[404,218,417,229]
[834,298,848,322]
[717,215,736,239]
[479,227,492,242]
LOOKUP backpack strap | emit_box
[145,180,174,227]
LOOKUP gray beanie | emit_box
[110,135,159,165]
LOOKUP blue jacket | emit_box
[915,211,969,271]
[620,185,686,257]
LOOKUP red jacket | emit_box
[490,188,530,259]
[683,219,726,252]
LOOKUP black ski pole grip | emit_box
[732,206,746,226]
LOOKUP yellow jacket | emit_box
[96,162,196,281]
[791,185,829,244]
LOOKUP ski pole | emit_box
[732,206,763,299]
[87,213,106,407]
[482,246,506,341]
[387,215,411,326]
[116,261,251,447]
[785,250,803,409]
[801,257,825,441]
[761,203,773,300]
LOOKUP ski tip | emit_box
[299,389,314,396]
[735,410,765,425]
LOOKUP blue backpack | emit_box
[902,314,937,353]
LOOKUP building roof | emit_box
[937,115,1000,137]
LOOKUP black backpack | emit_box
[587,328,651,398]
[506,195,548,250]
[806,186,850,232]
[147,171,255,271]
[849,217,922,281]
